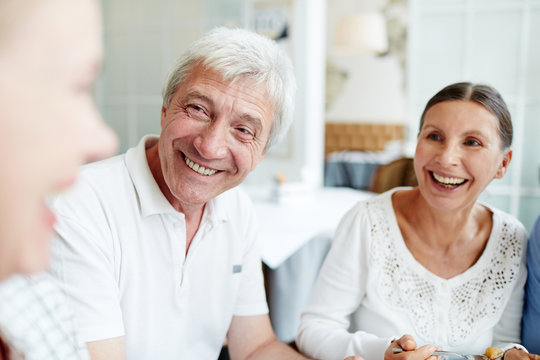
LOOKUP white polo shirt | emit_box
[49,136,268,360]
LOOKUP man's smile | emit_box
[184,154,218,176]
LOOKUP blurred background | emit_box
[96,0,540,231]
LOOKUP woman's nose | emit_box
[437,142,460,166]
[193,121,228,159]
[82,113,118,164]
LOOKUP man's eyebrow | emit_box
[240,114,263,130]
[183,90,264,130]
[182,91,213,105]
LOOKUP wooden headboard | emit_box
[324,122,405,156]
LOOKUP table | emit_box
[243,185,373,342]
[246,185,373,269]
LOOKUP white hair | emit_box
[162,27,296,150]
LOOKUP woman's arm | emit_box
[296,203,394,360]
[492,221,528,353]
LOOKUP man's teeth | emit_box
[184,156,217,176]
[433,172,466,185]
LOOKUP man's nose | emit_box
[194,121,228,159]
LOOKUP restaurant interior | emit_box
[96,0,540,346]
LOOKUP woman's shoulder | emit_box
[362,186,409,208]
[485,204,528,239]
[479,203,528,263]
[335,187,405,244]
[345,187,400,221]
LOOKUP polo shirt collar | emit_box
[125,135,229,224]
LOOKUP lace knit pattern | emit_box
[367,195,522,345]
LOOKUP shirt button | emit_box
[439,315,446,324]
[441,281,448,290]
[174,222,182,228]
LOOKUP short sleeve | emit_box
[49,188,125,342]
[231,193,268,316]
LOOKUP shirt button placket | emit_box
[172,220,187,291]
[437,280,450,345]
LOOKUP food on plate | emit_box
[485,347,504,360]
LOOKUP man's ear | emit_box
[495,149,512,179]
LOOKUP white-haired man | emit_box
[49,27,310,360]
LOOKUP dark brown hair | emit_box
[419,82,513,149]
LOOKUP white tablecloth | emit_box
[246,185,372,269]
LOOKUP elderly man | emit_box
[49,27,308,360]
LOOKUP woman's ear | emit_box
[495,149,512,179]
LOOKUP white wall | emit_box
[98,0,327,187]
[97,0,250,154]
[325,0,408,125]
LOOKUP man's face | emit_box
[157,64,274,211]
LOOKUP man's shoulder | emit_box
[51,153,132,213]
[213,186,254,220]
[216,186,253,207]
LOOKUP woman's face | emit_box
[414,100,511,212]
[0,0,117,279]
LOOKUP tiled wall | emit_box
[408,0,540,230]
[97,0,247,153]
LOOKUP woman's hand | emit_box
[385,334,438,360]
[503,349,540,360]
[344,357,363,360]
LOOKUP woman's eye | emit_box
[427,133,441,141]
[465,139,480,146]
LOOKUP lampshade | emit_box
[334,12,388,55]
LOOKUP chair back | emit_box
[369,157,417,193]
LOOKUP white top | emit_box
[297,188,528,360]
[49,136,268,360]
[0,273,89,360]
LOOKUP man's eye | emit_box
[186,105,208,119]
[236,127,255,139]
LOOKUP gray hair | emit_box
[162,27,296,150]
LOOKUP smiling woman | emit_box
[296,82,536,360]
[0,0,117,358]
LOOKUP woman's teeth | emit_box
[184,156,217,176]
[432,172,466,188]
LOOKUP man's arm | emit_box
[226,314,310,360]
[86,336,126,360]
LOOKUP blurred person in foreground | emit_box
[296,82,539,360]
[49,26,317,360]
[0,0,117,358]
[523,215,540,353]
